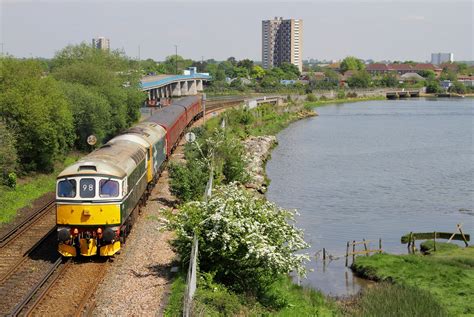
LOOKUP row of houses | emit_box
[365,63,442,76]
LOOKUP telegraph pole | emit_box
[174,45,178,74]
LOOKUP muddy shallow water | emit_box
[266,98,473,296]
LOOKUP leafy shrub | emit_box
[6,172,17,189]
[170,184,309,293]
[169,129,248,202]
[306,93,317,102]
[347,91,358,98]
[337,90,346,99]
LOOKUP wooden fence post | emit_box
[323,248,326,261]
[345,242,349,267]
[459,227,469,247]
[433,231,437,252]
[379,238,382,253]
[363,239,368,256]
[352,240,356,264]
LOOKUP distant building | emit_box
[366,63,442,76]
[431,53,453,65]
[92,37,110,51]
[262,17,303,72]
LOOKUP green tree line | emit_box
[0,44,146,185]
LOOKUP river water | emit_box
[266,98,474,296]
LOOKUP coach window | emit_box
[80,178,96,198]
[58,179,76,198]
[99,179,119,198]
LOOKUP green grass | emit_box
[352,244,474,316]
[0,154,80,223]
[203,103,314,141]
[350,283,449,317]
[304,95,385,108]
[163,273,187,317]
[165,273,338,316]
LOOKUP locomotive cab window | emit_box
[58,179,76,198]
[80,178,96,198]
[99,179,119,197]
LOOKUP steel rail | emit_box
[8,257,65,316]
[0,199,55,248]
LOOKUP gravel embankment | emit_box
[92,166,179,316]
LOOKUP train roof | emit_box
[57,140,146,179]
[173,95,200,110]
[146,104,186,129]
[113,121,166,148]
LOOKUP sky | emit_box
[1,0,473,62]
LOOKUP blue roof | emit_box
[140,74,211,90]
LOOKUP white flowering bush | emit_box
[170,183,309,292]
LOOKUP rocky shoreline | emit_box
[243,135,277,194]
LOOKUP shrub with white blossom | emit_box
[170,183,309,292]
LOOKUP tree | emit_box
[340,56,365,73]
[250,65,265,80]
[52,45,145,134]
[426,80,442,93]
[347,70,371,88]
[140,58,162,75]
[380,73,398,87]
[418,70,436,80]
[170,183,309,292]
[449,81,467,94]
[0,121,18,184]
[0,76,74,172]
[237,59,254,72]
[59,82,112,150]
[161,55,193,74]
[280,62,301,78]
[439,69,457,81]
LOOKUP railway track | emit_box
[18,259,109,316]
[0,198,56,248]
[0,199,56,284]
[0,231,61,315]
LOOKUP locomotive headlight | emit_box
[103,227,116,243]
[58,228,71,242]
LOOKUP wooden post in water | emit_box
[433,232,437,252]
[345,242,349,267]
[379,238,382,253]
[323,248,326,261]
[363,239,368,256]
[352,240,356,264]
[459,227,469,247]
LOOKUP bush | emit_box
[426,80,442,93]
[169,129,248,202]
[0,121,17,183]
[337,90,346,99]
[170,184,309,293]
[347,91,358,98]
[6,172,17,189]
[306,93,317,102]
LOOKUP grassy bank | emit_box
[204,102,315,139]
[164,273,338,316]
[0,154,81,223]
[351,243,474,316]
[304,95,386,108]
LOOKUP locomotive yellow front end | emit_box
[56,139,148,257]
[56,166,126,257]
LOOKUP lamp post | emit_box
[174,45,178,74]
